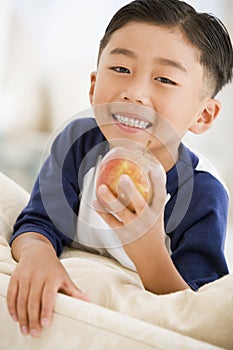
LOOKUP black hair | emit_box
[98,0,233,97]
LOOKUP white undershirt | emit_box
[75,165,137,271]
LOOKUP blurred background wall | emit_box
[0,1,232,266]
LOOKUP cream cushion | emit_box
[0,170,232,349]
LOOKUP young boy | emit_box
[7,0,233,339]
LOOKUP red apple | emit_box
[96,145,160,212]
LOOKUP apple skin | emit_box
[96,146,158,211]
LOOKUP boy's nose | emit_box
[120,79,151,106]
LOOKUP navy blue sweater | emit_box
[10,117,229,290]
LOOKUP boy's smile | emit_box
[109,102,155,135]
[112,112,152,131]
[89,22,220,169]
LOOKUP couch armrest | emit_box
[0,273,223,350]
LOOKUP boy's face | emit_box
[89,22,220,166]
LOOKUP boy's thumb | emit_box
[60,280,90,302]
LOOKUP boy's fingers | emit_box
[27,283,44,337]
[150,166,167,210]
[97,184,125,213]
[16,279,30,335]
[7,276,19,322]
[117,175,147,214]
[40,278,90,331]
[40,284,58,329]
[59,278,90,302]
[96,183,136,225]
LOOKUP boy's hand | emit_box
[94,163,167,246]
[7,234,89,338]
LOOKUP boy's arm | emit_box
[123,218,190,294]
[10,117,105,255]
[7,119,102,337]
[95,166,190,294]
[7,232,89,338]
[95,163,229,293]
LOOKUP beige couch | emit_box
[0,170,232,350]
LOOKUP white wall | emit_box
[1,0,232,129]
[0,1,129,131]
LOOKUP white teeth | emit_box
[114,114,150,129]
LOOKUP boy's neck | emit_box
[151,146,179,173]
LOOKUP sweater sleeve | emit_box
[166,172,229,291]
[9,117,105,256]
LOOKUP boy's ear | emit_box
[89,71,97,105]
[189,98,221,134]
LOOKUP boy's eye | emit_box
[110,66,130,74]
[155,77,176,85]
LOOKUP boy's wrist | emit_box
[123,223,166,262]
[12,232,55,261]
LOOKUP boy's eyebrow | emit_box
[155,57,187,73]
[109,47,187,73]
[109,48,136,58]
